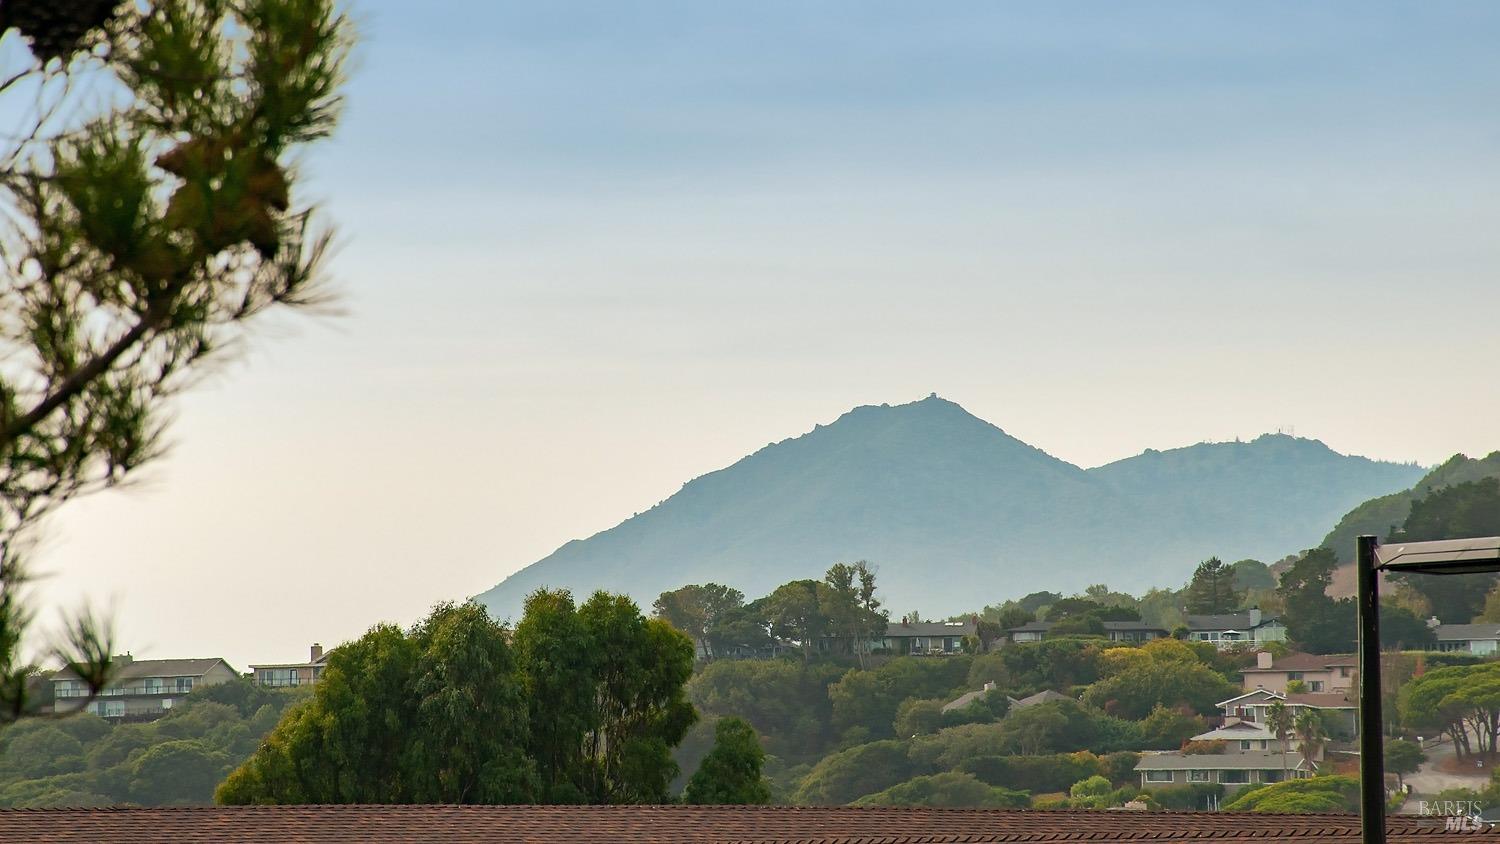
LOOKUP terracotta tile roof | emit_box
[0,806,1490,844]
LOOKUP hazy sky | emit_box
[26,1,1500,672]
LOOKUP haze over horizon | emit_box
[22,1,1500,673]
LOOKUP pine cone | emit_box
[0,0,119,64]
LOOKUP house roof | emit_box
[1005,621,1166,635]
[885,620,977,638]
[1241,653,1356,673]
[1217,689,1354,710]
[1101,621,1167,632]
[1285,693,1355,709]
[52,658,231,684]
[942,689,985,713]
[0,806,1482,844]
[1011,689,1073,708]
[1186,611,1281,631]
[1134,750,1309,771]
[1192,722,1276,742]
[1435,624,1500,641]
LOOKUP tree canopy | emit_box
[218,594,697,805]
[683,717,771,805]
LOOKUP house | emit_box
[1433,623,1500,655]
[1007,689,1073,709]
[1186,608,1287,649]
[879,618,977,655]
[249,643,330,688]
[51,655,238,721]
[1191,720,1278,752]
[1003,620,1168,643]
[1217,688,1358,738]
[1190,719,1320,760]
[0,804,1474,843]
[1135,750,1311,794]
[943,681,998,713]
[1240,651,1355,694]
[1007,621,1051,642]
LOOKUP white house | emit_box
[1185,608,1287,649]
[1217,688,1357,738]
[1433,624,1500,655]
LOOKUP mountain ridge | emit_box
[474,396,1426,621]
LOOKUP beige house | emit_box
[1241,651,1354,694]
[1218,688,1358,738]
[52,656,238,721]
[249,643,330,688]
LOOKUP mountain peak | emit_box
[473,398,1427,622]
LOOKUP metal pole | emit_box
[1357,535,1384,844]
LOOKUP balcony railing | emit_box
[56,683,192,699]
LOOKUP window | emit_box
[176,677,194,693]
[1287,672,1304,680]
[1308,681,1324,692]
[1220,770,1249,784]
[1144,770,1174,783]
[1240,740,1252,750]
[1188,770,1210,783]
[1338,667,1351,677]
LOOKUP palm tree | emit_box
[1267,701,1295,781]
[1294,709,1328,776]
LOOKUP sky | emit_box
[22,1,1500,672]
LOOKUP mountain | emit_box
[1314,451,1500,600]
[474,396,1426,621]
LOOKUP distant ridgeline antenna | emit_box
[1276,425,1296,436]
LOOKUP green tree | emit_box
[1184,557,1244,615]
[1229,560,1275,593]
[218,602,537,805]
[1388,479,1500,622]
[575,591,698,804]
[1223,775,1358,813]
[1384,738,1426,790]
[893,698,945,738]
[683,717,770,805]
[0,0,350,725]
[129,740,228,805]
[653,583,745,661]
[404,603,536,803]
[1277,548,1355,654]
[793,739,913,805]
[512,588,597,802]
[1293,709,1326,773]
[1069,774,1115,808]
[853,771,1029,808]
[1082,653,1236,719]
[818,562,888,668]
[765,580,829,662]
[1265,701,1295,780]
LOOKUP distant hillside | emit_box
[1314,452,1500,600]
[1321,452,1500,562]
[474,397,1426,621]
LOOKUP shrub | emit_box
[1149,783,1224,810]
[956,753,1102,793]
[794,740,913,805]
[853,772,1029,808]
[1224,776,1360,813]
